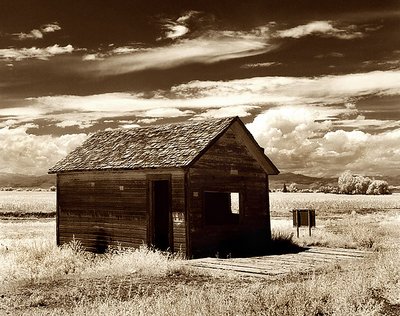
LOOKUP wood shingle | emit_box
[49,117,236,173]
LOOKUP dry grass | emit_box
[271,211,400,254]
[1,191,400,315]
[8,247,398,316]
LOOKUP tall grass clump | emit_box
[87,245,188,278]
[1,238,90,286]
[1,240,187,289]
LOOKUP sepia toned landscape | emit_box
[1,1,400,315]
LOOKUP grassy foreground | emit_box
[1,211,400,316]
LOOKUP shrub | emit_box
[338,171,371,194]
[366,180,390,195]
[288,183,298,192]
[338,171,391,195]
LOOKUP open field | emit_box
[270,192,400,218]
[1,192,400,315]
[0,191,55,218]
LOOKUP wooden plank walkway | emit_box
[188,247,371,278]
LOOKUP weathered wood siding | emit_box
[170,173,187,255]
[188,125,271,257]
[57,170,186,253]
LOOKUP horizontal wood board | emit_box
[188,247,372,278]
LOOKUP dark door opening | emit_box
[152,180,171,250]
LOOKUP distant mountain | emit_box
[269,172,337,190]
[0,173,55,189]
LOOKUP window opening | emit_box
[204,191,240,225]
[230,192,240,214]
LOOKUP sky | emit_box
[0,0,399,177]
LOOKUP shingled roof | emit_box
[49,117,239,173]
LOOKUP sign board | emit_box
[291,209,316,237]
[292,209,316,227]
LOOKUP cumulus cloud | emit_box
[13,22,61,40]
[276,21,364,39]
[0,44,74,61]
[15,29,43,40]
[0,125,87,175]
[40,23,61,33]
[247,107,400,177]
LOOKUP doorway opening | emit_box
[151,180,171,250]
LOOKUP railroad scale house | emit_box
[49,117,279,257]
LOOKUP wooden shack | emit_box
[49,117,279,257]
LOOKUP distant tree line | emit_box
[279,171,391,195]
[338,171,390,195]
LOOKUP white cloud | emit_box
[176,11,199,23]
[111,46,142,54]
[12,22,61,40]
[141,108,193,118]
[193,105,257,119]
[82,53,102,61]
[276,21,364,39]
[0,44,74,61]
[165,24,189,39]
[82,46,143,61]
[172,70,400,107]
[55,120,95,129]
[3,69,398,134]
[315,52,344,58]
[40,23,61,33]
[15,29,43,40]
[247,107,400,177]
[0,125,87,175]
[241,62,279,68]
[334,116,400,130]
[159,11,200,40]
[92,30,273,75]
[120,124,140,129]
[137,118,158,124]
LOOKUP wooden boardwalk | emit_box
[188,247,371,278]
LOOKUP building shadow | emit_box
[193,232,307,259]
[94,228,109,254]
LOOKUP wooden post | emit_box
[308,209,312,237]
[296,210,300,238]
